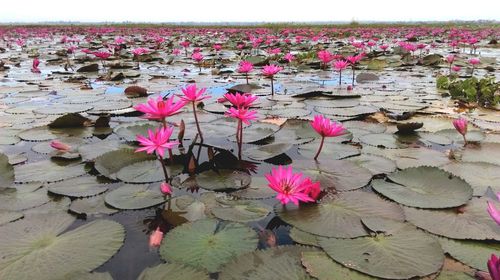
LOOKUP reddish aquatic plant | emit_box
[265,165,320,205]
[31,58,41,73]
[262,64,282,97]
[179,84,210,141]
[50,140,71,152]
[488,254,500,280]
[487,193,500,226]
[133,95,186,123]
[191,52,204,71]
[333,59,350,86]
[452,117,468,146]
[149,227,164,248]
[468,58,480,76]
[135,126,179,158]
[317,49,334,69]
[311,115,346,160]
[238,61,254,84]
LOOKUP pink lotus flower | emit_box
[50,140,71,152]
[180,84,210,103]
[160,182,172,195]
[179,84,210,141]
[452,65,461,72]
[172,48,181,56]
[192,52,203,62]
[180,41,190,48]
[133,95,185,121]
[311,115,345,160]
[468,58,480,65]
[238,61,254,84]
[380,45,389,52]
[149,227,164,248]
[93,51,111,60]
[31,58,41,73]
[333,60,350,86]
[446,55,455,64]
[132,47,149,56]
[225,107,257,125]
[488,254,500,280]
[317,50,334,68]
[135,126,179,158]
[487,193,500,226]
[265,165,320,205]
[284,53,295,63]
[262,64,282,77]
[213,44,222,51]
[453,117,468,145]
[224,93,258,108]
[262,64,282,97]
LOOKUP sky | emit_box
[0,0,499,23]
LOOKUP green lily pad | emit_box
[165,193,218,224]
[435,129,485,144]
[441,162,500,196]
[160,219,258,273]
[115,160,164,183]
[231,177,276,200]
[239,123,280,143]
[298,142,360,160]
[59,271,113,280]
[404,198,500,240]
[372,167,472,208]
[0,187,51,211]
[219,245,318,280]
[33,104,93,115]
[461,143,500,166]
[318,225,444,279]
[362,146,451,169]
[301,251,376,280]
[435,271,474,280]
[137,263,210,280]
[211,197,271,222]
[70,195,118,216]
[196,170,251,191]
[275,191,405,238]
[438,237,500,271]
[244,143,293,161]
[346,154,397,175]
[0,153,14,188]
[114,121,158,142]
[0,210,23,226]
[315,106,378,117]
[15,160,87,184]
[104,184,167,210]
[289,227,320,247]
[78,140,124,161]
[360,133,408,149]
[23,197,71,216]
[94,148,155,180]
[47,176,109,197]
[294,160,372,191]
[0,213,124,280]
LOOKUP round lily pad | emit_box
[33,104,93,115]
[94,148,155,180]
[219,245,318,280]
[114,121,158,142]
[275,191,405,238]
[115,160,164,183]
[372,167,472,208]
[404,198,500,240]
[70,195,118,216]
[318,225,444,279]
[301,251,376,280]
[435,129,485,144]
[360,133,407,149]
[15,160,87,183]
[0,210,23,226]
[196,170,251,191]
[461,143,500,167]
[165,193,218,224]
[137,263,210,280]
[239,123,280,143]
[231,177,276,200]
[47,176,109,198]
[294,160,372,191]
[289,227,320,247]
[438,237,500,271]
[441,162,500,196]
[160,218,258,273]
[0,213,124,280]
[346,154,397,175]
[298,142,360,160]
[104,184,167,210]
[244,142,293,161]
[0,153,14,189]
[315,106,377,117]
[0,187,51,211]
[211,197,271,222]
[78,140,123,161]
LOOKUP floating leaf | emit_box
[346,154,397,175]
[15,160,87,183]
[289,227,319,247]
[244,142,293,161]
[78,140,123,161]
[196,170,251,191]
[115,160,164,183]
[275,191,405,238]
[219,245,318,280]
[372,167,472,208]
[441,162,500,195]
[47,176,109,197]
[160,219,258,273]
[0,187,51,211]
[359,133,407,149]
[294,160,372,191]
[137,263,210,280]
[104,184,167,210]
[0,210,23,226]
[318,225,444,279]
[461,143,500,166]
[438,237,500,271]
[70,195,118,216]
[239,123,280,143]
[0,213,124,280]
[94,148,155,180]
[0,153,14,188]
[211,197,271,222]
[114,122,158,142]
[404,198,500,240]
[231,177,276,200]
[298,142,360,160]
[301,251,376,280]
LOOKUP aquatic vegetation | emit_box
[265,165,320,205]
[262,64,282,97]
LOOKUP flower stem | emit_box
[238,120,243,160]
[270,77,274,97]
[245,73,249,84]
[192,102,203,142]
[314,136,325,161]
[161,119,174,162]
[463,135,467,147]
[158,155,170,181]
[339,70,342,86]
[351,66,355,87]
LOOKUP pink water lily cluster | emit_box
[262,64,283,97]
[266,165,320,205]
[224,92,258,159]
